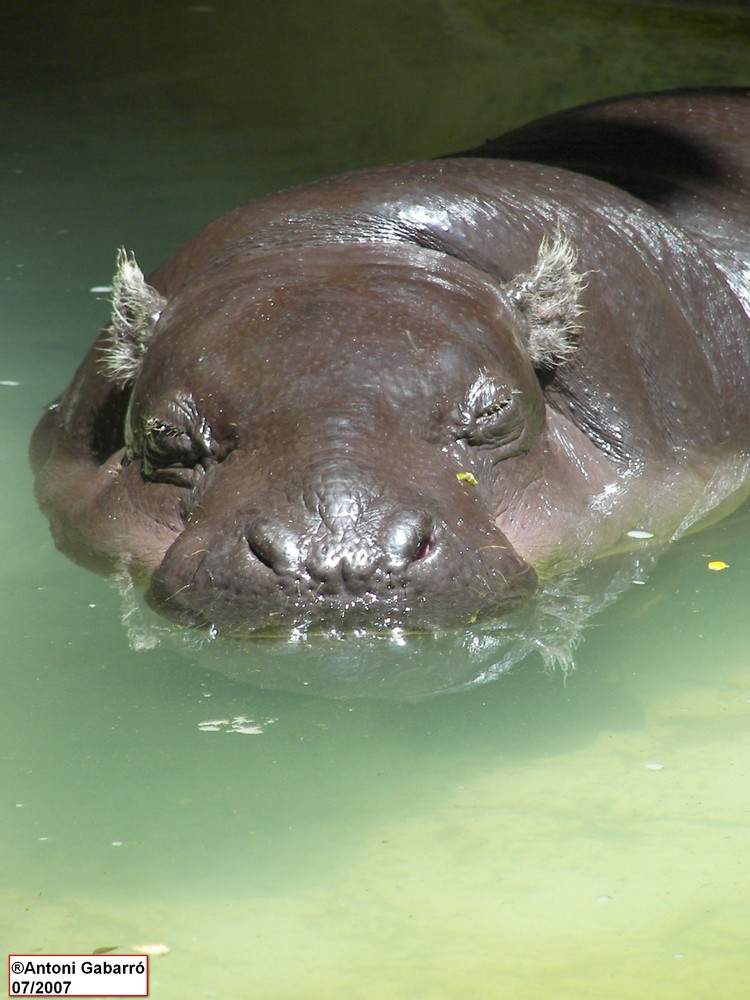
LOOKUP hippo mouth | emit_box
[144,583,537,640]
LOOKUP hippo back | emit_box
[459,88,750,261]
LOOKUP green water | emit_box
[3,2,750,996]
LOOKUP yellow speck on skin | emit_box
[456,472,478,486]
[707,560,729,571]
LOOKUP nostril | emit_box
[412,530,435,562]
[384,512,437,569]
[246,519,276,570]
[245,516,300,573]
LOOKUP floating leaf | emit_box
[456,472,478,486]
[94,942,170,957]
[707,560,729,571]
[131,943,171,956]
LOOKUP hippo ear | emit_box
[98,248,166,384]
[508,233,585,370]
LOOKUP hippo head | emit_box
[34,235,585,640]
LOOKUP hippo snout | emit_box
[145,470,537,637]
[245,508,435,586]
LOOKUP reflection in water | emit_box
[116,549,661,699]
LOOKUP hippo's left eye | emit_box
[459,380,523,448]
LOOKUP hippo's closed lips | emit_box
[31,88,750,641]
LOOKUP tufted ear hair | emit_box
[98,249,166,384]
[507,232,586,370]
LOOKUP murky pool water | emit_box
[3,2,750,996]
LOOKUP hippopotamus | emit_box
[31,88,750,647]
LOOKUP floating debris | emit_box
[94,943,170,957]
[456,471,478,486]
[644,761,664,771]
[198,715,277,735]
[131,943,170,957]
[626,529,654,539]
[197,719,229,732]
[707,560,729,571]
[231,720,264,735]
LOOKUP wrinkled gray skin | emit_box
[31,89,750,642]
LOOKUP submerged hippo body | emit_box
[31,89,750,648]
